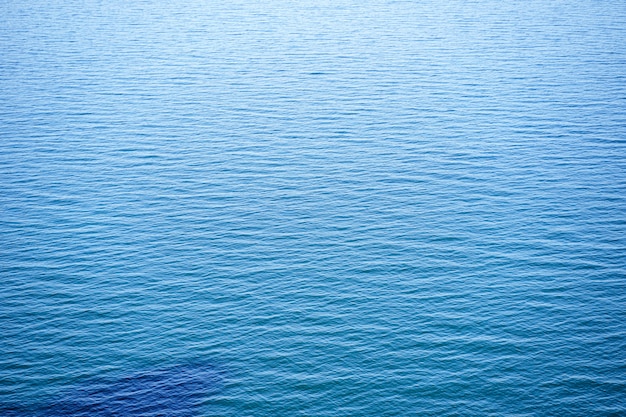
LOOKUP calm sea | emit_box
[1,0,625,415]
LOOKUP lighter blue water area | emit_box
[1,0,626,415]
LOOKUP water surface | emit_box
[1,0,626,415]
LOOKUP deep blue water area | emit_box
[1,0,626,415]
[1,363,223,416]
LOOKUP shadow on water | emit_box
[2,363,224,417]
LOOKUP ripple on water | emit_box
[1,363,223,417]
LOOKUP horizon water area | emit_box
[1,0,626,415]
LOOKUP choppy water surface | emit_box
[1,0,626,415]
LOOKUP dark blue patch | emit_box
[5,363,223,417]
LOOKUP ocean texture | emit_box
[1,0,626,415]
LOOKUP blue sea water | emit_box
[1,0,626,415]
